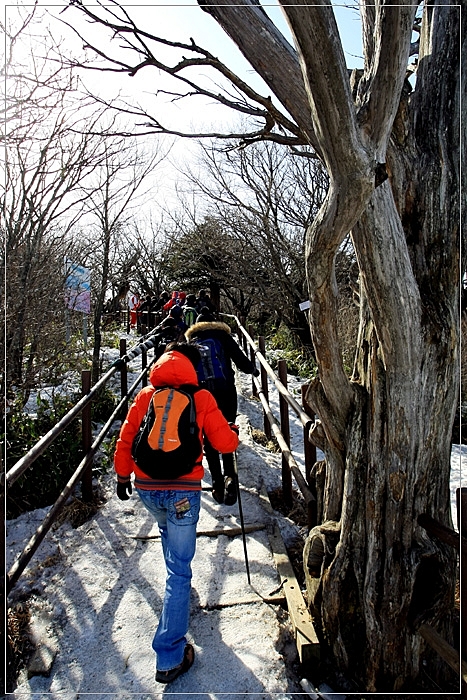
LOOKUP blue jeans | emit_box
[137,489,201,671]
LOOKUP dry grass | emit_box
[251,427,281,453]
[7,602,34,692]
[52,493,105,530]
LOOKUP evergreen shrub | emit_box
[5,393,82,519]
[267,324,317,378]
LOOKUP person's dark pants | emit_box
[204,439,235,483]
[203,381,237,484]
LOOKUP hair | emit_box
[164,341,201,369]
[169,305,183,317]
[196,307,215,323]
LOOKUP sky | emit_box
[57,1,363,127]
[4,0,365,217]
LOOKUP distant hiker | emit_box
[128,290,140,329]
[138,294,153,333]
[163,290,183,312]
[186,310,259,505]
[114,343,239,684]
[151,291,170,326]
[151,317,185,359]
[195,289,216,314]
[152,291,170,312]
[168,304,188,334]
[182,294,198,328]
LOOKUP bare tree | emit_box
[65,0,464,690]
[178,140,328,344]
[78,138,166,383]
[2,11,119,406]
[129,219,172,298]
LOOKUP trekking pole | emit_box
[233,450,251,585]
[111,332,162,370]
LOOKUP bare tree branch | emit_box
[57,0,310,148]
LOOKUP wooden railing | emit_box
[223,314,318,528]
[4,338,152,594]
[5,321,318,595]
[418,491,467,696]
[5,315,465,695]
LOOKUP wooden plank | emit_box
[419,623,467,684]
[417,513,461,551]
[268,522,320,668]
[201,595,287,610]
[133,523,266,540]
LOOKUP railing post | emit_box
[457,487,467,665]
[240,317,248,353]
[248,324,258,397]
[278,359,293,508]
[259,336,271,439]
[141,346,148,388]
[81,370,93,502]
[301,384,317,484]
[0,451,5,677]
[301,384,317,529]
[120,338,128,418]
[126,309,130,333]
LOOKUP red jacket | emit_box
[114,350,239,490]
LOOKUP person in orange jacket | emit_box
[114,342,239,684]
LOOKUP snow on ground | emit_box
[8,336,466,697]
[7,349,307,697]
[450,443,466,527]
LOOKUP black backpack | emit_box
[131,385,201,479]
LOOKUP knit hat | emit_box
[196,307,215,323]
[169,305,183,318]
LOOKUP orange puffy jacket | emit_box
[114,350,239,491]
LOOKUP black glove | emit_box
[117,480,133,501]
[229,422,239,435]
[252,368,260,377]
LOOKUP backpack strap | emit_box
[178,383,201,394]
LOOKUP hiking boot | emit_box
[224,476,237,506]
[156,643,195,684]
[212,480,224,504]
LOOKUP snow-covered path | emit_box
[7,376,305,698]
[7,351,466,697]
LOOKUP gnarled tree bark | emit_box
[198,0,463,690]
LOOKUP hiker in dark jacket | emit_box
[168,304,188,334]
[185,310,259,505]
[195,289,216,314]
[151,317,185,360]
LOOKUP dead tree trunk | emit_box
[199,0,463,690]
[303,2,462,690]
